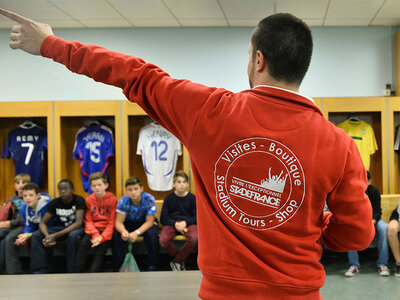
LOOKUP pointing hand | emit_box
[0,8,53,55]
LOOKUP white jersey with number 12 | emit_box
[137,123,182,191]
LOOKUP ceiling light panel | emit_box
[219,0,274,19]
[374,0,400,19]
[0,0,72,20]
[276,0,329,19]
[49,0,122,19]
[326,0,383,18]
[165,0,225,18]
[109,0,174,19]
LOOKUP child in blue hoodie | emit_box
[5,183,51,274]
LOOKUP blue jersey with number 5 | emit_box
[73,124,114,193]
[4,125,47,187]
[137,123,182,191]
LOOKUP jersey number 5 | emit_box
[85,141,101,163]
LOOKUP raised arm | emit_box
[0,8,225,146]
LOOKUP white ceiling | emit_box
[0,0,399,29]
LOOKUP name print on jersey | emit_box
[214,137,305,230]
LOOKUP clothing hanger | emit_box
[86,118,101,126]
[19,119,37,129]
[347,113,361,122]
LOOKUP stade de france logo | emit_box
[214,137,305,230]
[260,168,288,193]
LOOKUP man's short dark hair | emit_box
[125,176,142,188]
[366,170,371,180]
[251,13,313,86]
[22,182,40,194]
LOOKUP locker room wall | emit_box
[0,25,396,101]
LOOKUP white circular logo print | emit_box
[214,137,305,230]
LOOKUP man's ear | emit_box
[255,50,266,72]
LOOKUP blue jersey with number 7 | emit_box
[73,124,114,193]
[4,125,47,187]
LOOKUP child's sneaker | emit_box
[395,264,400,277]
[170,260,183,271]
[378,265,390,276]
[344,265,359,277]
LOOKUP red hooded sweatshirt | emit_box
[41,36,374,300]
[84,191,117,242]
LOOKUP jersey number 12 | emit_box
[151,140,168,161]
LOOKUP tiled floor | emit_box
[5,249,400,299]
[321,249,400,300]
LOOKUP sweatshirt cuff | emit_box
[90,232,101,239]
[100,233,110,242]
[40,35,62,58]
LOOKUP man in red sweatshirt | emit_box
[0,9,374,299]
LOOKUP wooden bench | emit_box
[17,199,192,257]
[21,195,396,257]
[381,194,399,223]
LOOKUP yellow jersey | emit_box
[337,120,378,170]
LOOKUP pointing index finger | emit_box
[0,8,31,24]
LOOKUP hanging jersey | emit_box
[337,120,378,170]
[4,125,47,187]
[137,123,182,191]
[73,124,114,193]
[394,125,400,153]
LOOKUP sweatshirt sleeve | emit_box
[100,197,117,242]
[369,186,382,222]
[319,141,375,252]
[40,36,224,146]
[84,201,100,239]
[160,197,175,226]
[10,215,23,228]
[184,195,197,226]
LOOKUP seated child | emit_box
[75,172,117,272]
[160,171,197,271]
[344,171,389,277]
[388,204,400,277]
[113,176,159,271]
[31,179,86,273]
[0,173,30,273]
[5,183,51,274]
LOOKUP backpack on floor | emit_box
[119,241,140,272]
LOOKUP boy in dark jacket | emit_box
[345,171,389,277]
[160,171,197,271]
[388,205,400,277]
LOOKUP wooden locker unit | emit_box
[396,30,400,97]
[313,98,322,111]
[121,101,191,200]
[54,101,122,199]
[0,102,54,202]
[388,97,400,194]
[323,97,388,193]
